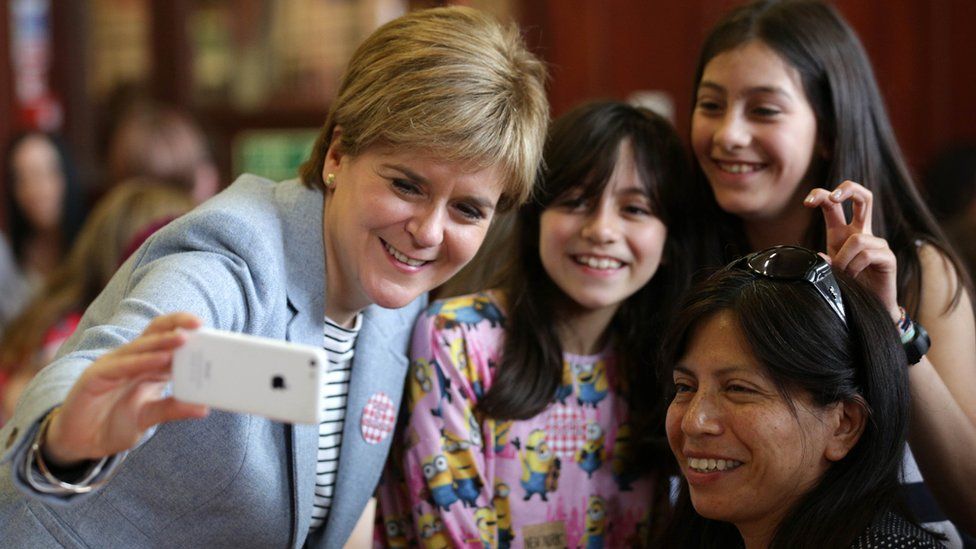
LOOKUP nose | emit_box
[713,112,750,152]
[580,205,619,245]
[407,204,446,248]
[681,391,723,437]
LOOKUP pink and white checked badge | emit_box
[543,405,586,459]
[360,392,396,444]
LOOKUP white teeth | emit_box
[718,162,762,174]
[688,457,742,473]
[575,255,622,270]
[384,241,426,267]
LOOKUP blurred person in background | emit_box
[0,180,193,425]
[105,102,220,203]
[3,131,87,289]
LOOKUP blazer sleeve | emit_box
[0,205,273,505]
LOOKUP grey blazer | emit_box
[0,175,424,548]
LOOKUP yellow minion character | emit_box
[492,419,513,454]
[575,422,606,478]
[422,453,458,511]
[573,359,608,407]
[493,481,514,548]
[441,427,483,508]
[408,358,435,408]
[581,496,608,549]
[516,429,558,501]
[384,516,409,548]
[418,513,450,549]
[473,506,497,548]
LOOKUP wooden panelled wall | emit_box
[520,0,976,175]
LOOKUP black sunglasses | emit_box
[729,245,847,326]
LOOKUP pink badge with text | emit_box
[361,392,396,444]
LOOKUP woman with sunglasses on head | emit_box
[686,0,976,542]
[663,245,943,549]
[0,7,548,547]
[375,101,692,547]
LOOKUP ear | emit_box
[321,126,346,185]
[823,397,867,462]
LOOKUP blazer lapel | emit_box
[276,181,327,546]
[316,305,414,548]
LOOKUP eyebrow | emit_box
[673,364,755,377]
[617,187,652,199]
[383,162,498,210]
[698,81,795,100]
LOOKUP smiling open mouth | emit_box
[716,161,765,174]
[574,255,623,270]
[383,240,429,267]
[688,457,743,473]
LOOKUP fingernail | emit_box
[831,190,843,200]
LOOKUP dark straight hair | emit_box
[688,0,972,314]
[661,267,914,548]
[478,100,691,477]
[3,131,86,263]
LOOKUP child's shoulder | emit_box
[422,290,507,332]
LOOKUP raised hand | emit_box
[804,180,900,320]
[42,312,210,467]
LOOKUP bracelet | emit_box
[893,306,931,366]
[24,407,111,495]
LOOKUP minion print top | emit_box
[376,291,654,549]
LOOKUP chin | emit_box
[367,287,423,310]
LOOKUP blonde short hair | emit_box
[300,6,549,210]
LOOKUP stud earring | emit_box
[325,173,336,188]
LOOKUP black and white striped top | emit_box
[308,314,362,532]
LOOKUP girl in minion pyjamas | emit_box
[376,101,690,547]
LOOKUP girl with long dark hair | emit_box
[377,100,691,547]
[686,1,975,542]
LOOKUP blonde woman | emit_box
[0,7,548,547]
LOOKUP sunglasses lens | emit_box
[747,246,818,279]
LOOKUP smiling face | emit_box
[322,139,504,324]
[538,140,667,318]
[691,40,819,223]
[11,135,66,231]
[666,310,836,543]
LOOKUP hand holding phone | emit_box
[172,328,326,424]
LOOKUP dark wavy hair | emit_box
[687,0,972,315]
[479,101,691,487]
[3,131,86,264]
[662,264,915,548]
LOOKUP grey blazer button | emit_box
[5,427,18,449]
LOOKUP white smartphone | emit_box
[172,328,326,424]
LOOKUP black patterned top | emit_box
[849,511,946,548]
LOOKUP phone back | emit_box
[172,328,325,424]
